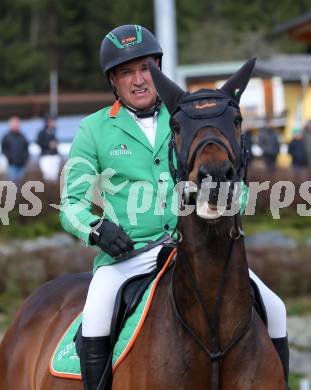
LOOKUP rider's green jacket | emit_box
[60,101,177,270]
[60,101,249,271]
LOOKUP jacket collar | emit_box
[109,100,171,154]
[109,100,122,117]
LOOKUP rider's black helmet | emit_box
[100,24,163,74]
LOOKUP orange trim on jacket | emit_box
[109,100,122,117]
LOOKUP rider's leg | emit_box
[80,335,111,390]
[80,265,126,390]
[82,265,127,337]
[249,269,290,386]
[82,245,161,337]
[80,246,161,390]
[271,336,290,386]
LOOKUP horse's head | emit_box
[149,59,255,222]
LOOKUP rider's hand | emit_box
[90,219,134,258]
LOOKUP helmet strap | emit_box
[121,97,162,118]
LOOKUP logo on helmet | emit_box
[107,26,142,49]
[122,37,136,44]
[194,102,217,110]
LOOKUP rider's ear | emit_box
[220,58,256,103]
[148,61,185,114]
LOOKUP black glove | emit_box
[90,219,134,258]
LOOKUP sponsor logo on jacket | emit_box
[110,144,133,156]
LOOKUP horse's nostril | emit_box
[198,166,210,182]
[198,162,235,183]
[225,166,234,181]
[222,161,235,181]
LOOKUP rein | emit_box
[170,216,252,390]
[167,86,252,389]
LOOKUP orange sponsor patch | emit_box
[195,102,217,110]
[121,36,136,44]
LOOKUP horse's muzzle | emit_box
[195,161,236,220]
[197,160,236,184]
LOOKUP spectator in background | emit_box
[288,128,308,168]
[303,120,311,168]
[258,121,280,169]
[37,114,61,181]
[1,116,29,182]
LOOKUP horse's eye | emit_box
[234,116,242,127]
[170,119,181,133]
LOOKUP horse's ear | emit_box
[220,58,256,103]
[148,61,185,114]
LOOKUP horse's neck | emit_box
[174,215,252,345]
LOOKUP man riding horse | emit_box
[60,24,290,389]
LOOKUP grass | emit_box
[289,373,306,390]
[243,210,311,242]
[285,296,311,316]
[0,289,24,331]
[0,209,62,241]
[1,207,310,241]
[0,277,44,332]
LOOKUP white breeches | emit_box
[249,269,287,338]
[82,246,162,337]
[82,246,287,339]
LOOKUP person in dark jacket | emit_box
[258,123,280,169]
[37,114,61,181]
[288,128,308,168]
[37,114,58,156]
[1,116,29,181]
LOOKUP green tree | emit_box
[0,0,310,94]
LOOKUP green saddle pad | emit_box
[50,313,82,379]
[50,279,156,379]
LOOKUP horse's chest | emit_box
[129,275,211,386]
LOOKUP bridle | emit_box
[168,89,249,186]
[169,89,252,390]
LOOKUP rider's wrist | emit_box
[89,229,99,245]
[89,219,101,245]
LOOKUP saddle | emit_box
[110,244,174,345]
[74,244,175,387]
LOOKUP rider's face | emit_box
[110,56,159,111]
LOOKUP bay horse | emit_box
[0,59,285,390]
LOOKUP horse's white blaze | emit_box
[196,198,226,219]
